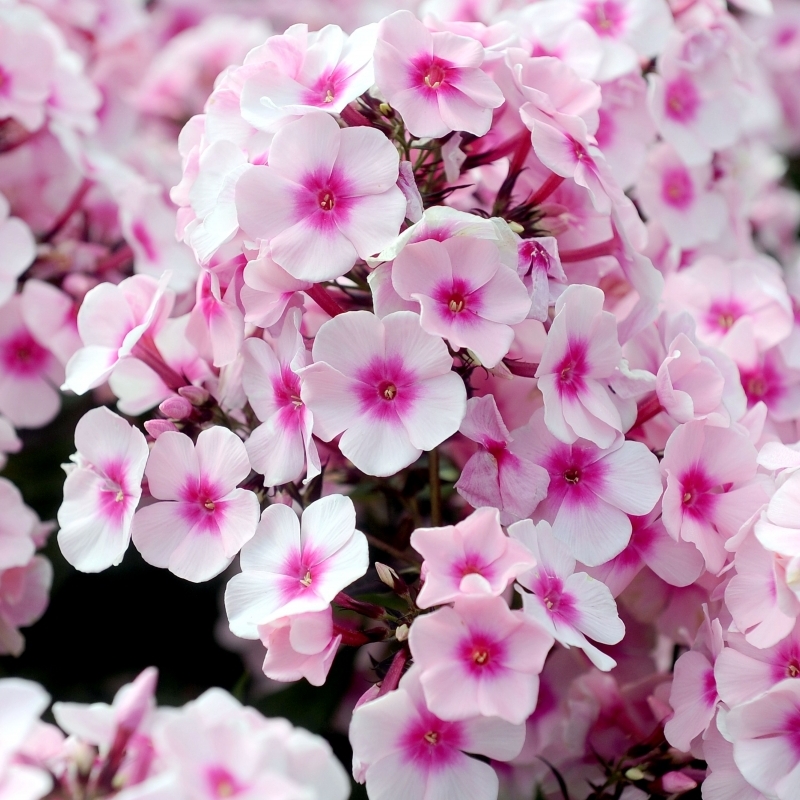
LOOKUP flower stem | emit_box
[305,284,347,317]
[377,648,408,697]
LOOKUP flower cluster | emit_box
[4,0,800,798]
[0,669,349,800]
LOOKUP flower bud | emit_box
[659,771,698,793]
[159,396,192,420]
[376,562,400,589]
[144,419,178,439]
[178,385,210,405]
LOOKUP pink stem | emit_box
[529,173,565,207]
[96,244,135,274]
[333,624,371,648]
[305,284,347,317]
[130,335,186,391]
[504,359,540,379]
[377,649,408,698]
[334,592,386,620]
[634,393,663,428]
[43,179,93,241]
[559,238,616,264]
[340,104,373,127]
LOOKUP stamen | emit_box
[300,570,313,587]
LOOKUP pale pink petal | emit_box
[144,431,199,500]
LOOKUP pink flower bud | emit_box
[660,771,698,793]
[178,385,210,405]
[158,395,192,420]
[144,419,178,439]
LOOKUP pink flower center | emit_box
[472,647,490,666]
[424,730,440,745]
[707,301,743,334]
[582,1,626,38]
[379,381,397,401]
[318,189,335,211]
[563,467,581,484]
[788,661,800,678]
[740,360,782,409]
[207,766,244,798]
[661,167,694,210]
[664,75,700,123]
[423,62,447,90]
[518,241,551,277]
[448,294,465,313]
[1,330,50,376]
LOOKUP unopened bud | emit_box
[660,771,697,793]
[507,221,524,234]
[396,624,409,642]
[178,385,210,405]
[144,419,178,439]
[379,102,392,116]
[624,768,645,782]
[159,396,192,420]
[376,562,400,589]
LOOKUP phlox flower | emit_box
[663,616,723,753]
[636,142,728,250]
[663,255,793,356]
[535,284,625,449]
[515,236,566,323]
[186,269,244,369]
[0,478,38,573]
[594,73,655,190]
[19,280,81,368]
[715,625,800,711]
[242,312,319,488]
[240,23,378,130]
[391,236,531,368]
[53,667,158,757]
[0,678,51,800]
[454,396,550,525]
[128,687,350,800]
[527,0,673,82]
[0,193,35,307]
[0,557,52,658]
[225,494,368,638]
[648,29,744,167]
[516,408,662,566]
[725,533,797,650]
[0,296,63,429]
[411,506,537,608]
[655,331,731,427]
[586,509,705,598]
[300,310,466,478]
[374,10,504,138]
[702,719,762,800]
[349,665,525,800]
[57,407,149,573]
[236,112,406,282]
[258,607,340,687]
[725,679,800,800]
[63,274,175,395]
[131,428,259,583]
[241,248,309,329]
[661,420,765,574]
[509,519,625,671]
[0,7,55,132]
[409,595,554,724]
